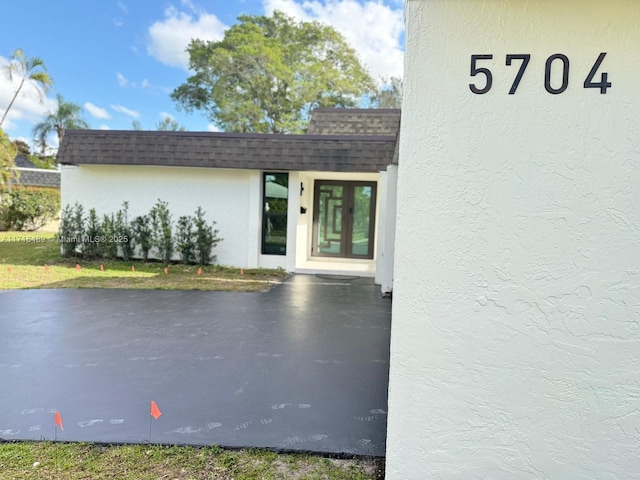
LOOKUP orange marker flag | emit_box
[197,268,203,275]
[75,264,81,271]
[100,264,104,272]
[164,267,168,275]
[7,266,12,273]
[131,265,136,272]
[240,268,244,275]
[44,265,50,272]
[54,411,64,430]
[150,401,162,420]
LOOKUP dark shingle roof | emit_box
[56,130,396,173]
[307,109,401,136]
[13,168,60,188]
[14,155,37,168]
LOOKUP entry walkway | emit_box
[0,275,391,456]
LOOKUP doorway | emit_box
[312,180,377,259]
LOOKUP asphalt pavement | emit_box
[0,274,391,456]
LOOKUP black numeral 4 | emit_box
[584,52,611,94]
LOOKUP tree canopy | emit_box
[0,48,53,128]
[171,11,375,134]
[0,128,16,186]
[156,117,186,131]
[370,76,403,109]
[32,93,89,153]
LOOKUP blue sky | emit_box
[0,0,404,152]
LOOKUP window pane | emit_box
[317,185,344,255]
[351,186,372,256]
[263,173,288,255]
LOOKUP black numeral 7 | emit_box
[506,54,531,94]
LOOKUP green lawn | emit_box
[0,442,383,480]
[0,232,287,291]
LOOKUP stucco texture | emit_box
[387,0,640,478]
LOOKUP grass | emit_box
[0,442,384,479]
[0,232,287,291]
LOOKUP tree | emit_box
[0,128,16,186]
[156,116,186,131]
[171,11,375,134]
[32,93,89,151]
[370,77,403,109]
[13,139,30,157]
[0,48,53,127]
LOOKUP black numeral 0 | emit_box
[545,54,570,94]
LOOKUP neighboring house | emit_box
[56,109,399,291]
[10,155,60,190]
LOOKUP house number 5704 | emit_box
[469,53,611,95]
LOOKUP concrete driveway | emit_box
[0,274,391,456]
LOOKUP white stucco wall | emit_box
[387,1,640,478]
[60,164,281,268]
[379,165,397,294]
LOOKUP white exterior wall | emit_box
[374,170,387,285]
[378,165,397,294]
[387,1,640,478]
[61,164,290,269]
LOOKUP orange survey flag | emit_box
[150,401,162,420]
[54,411,64,430]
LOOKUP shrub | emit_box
[193,206,222,265]
[83,208,103,258]
[150,199,173,264]
[0,187,60,231]
[101,213,118,259]
[132,214,152,261]
[59,202,84,257]
[115,201,135,261]
[176,215,196,264]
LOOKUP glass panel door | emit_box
[313,181,376,259]
[315,183,345,255]
[350,185,373,256]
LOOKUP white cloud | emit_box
[116,72,130,87]
[84,102,111,119]
[117,1,128,14]
[263,0,404,81]
[111,104,140,118]
[117,73,171,94]
[207,124,220,132]
[160,112,176,121]
[99,124,111,130]
[0,55,57,132]
[147,5,227,69]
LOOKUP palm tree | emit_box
[0,48,54,127]
[32,94,89,154]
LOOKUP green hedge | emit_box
[59,200,222,265]
[0,186,60,231]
